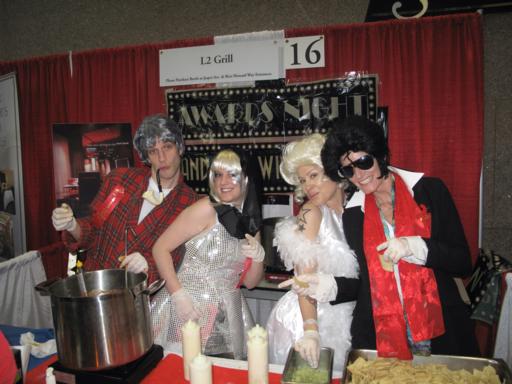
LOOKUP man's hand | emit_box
[278,273,337,302]
[171,288,201,322]
[51,203,77,232]
[119,252,149,274]
[241,234,265,263]
[294,330,320,368]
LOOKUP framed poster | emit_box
[52,123,133,218]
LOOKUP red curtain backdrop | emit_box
[0,37,212,250]
[0,14,482,264]
[285,14,483,265]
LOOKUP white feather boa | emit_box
[273,217,329,271]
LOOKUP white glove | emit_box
[377,236,427,264]
[241,234,265,263]
[278,273,337,303]
[51,204,77,232]
[171,288,201,322]
[119,252,148,274]
[294,330,320,368]
[20,332,57,358]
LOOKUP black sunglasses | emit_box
[337,154,375,178]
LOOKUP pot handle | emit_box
[35,278,61,295]
[141,279,166,296]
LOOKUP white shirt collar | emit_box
[345,166,424,211]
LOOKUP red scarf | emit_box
[363,173,445,359]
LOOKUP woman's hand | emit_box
[278,273,337,302]
[294,330,320,368]
[376,236,427,264]
[241,234,265,263]
[171,288,201,322]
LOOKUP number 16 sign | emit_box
[284,35,325,70]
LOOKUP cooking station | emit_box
[33,269,167,383]
[23,266,296,384]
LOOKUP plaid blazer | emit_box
[62,167,197,283]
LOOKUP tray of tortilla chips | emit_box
[344,349,511,383]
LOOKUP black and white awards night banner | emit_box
[167,75,378,194]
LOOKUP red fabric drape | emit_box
[0,14,482,267]
[286,14,483,263]
[38,241,68,280]
[0,37,212,249]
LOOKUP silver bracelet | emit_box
[303,318,318,326]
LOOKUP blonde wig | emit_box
[208,149,248,203]
[280,133,336,202]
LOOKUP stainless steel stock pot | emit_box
[36,269,164,371]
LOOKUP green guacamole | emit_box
[288,366,329,383]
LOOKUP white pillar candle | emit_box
[182,319,201,381]
[247,325,268,384]
[190,354,212,384]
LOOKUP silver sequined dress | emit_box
[266,205,359,371]
[151,217,255,359]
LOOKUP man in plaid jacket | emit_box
[52,114,197,283]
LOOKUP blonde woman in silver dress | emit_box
[266,134,359,371]
[151,148,264,359]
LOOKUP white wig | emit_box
[280,133,326,202]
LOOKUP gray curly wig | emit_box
[133,114,184,165]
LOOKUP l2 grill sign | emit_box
[159,40,282,87]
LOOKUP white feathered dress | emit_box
[266,205,359,371]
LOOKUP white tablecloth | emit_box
[0,251,53,328]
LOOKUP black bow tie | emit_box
[214,204,259,239]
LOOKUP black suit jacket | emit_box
[332,175,480,356]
